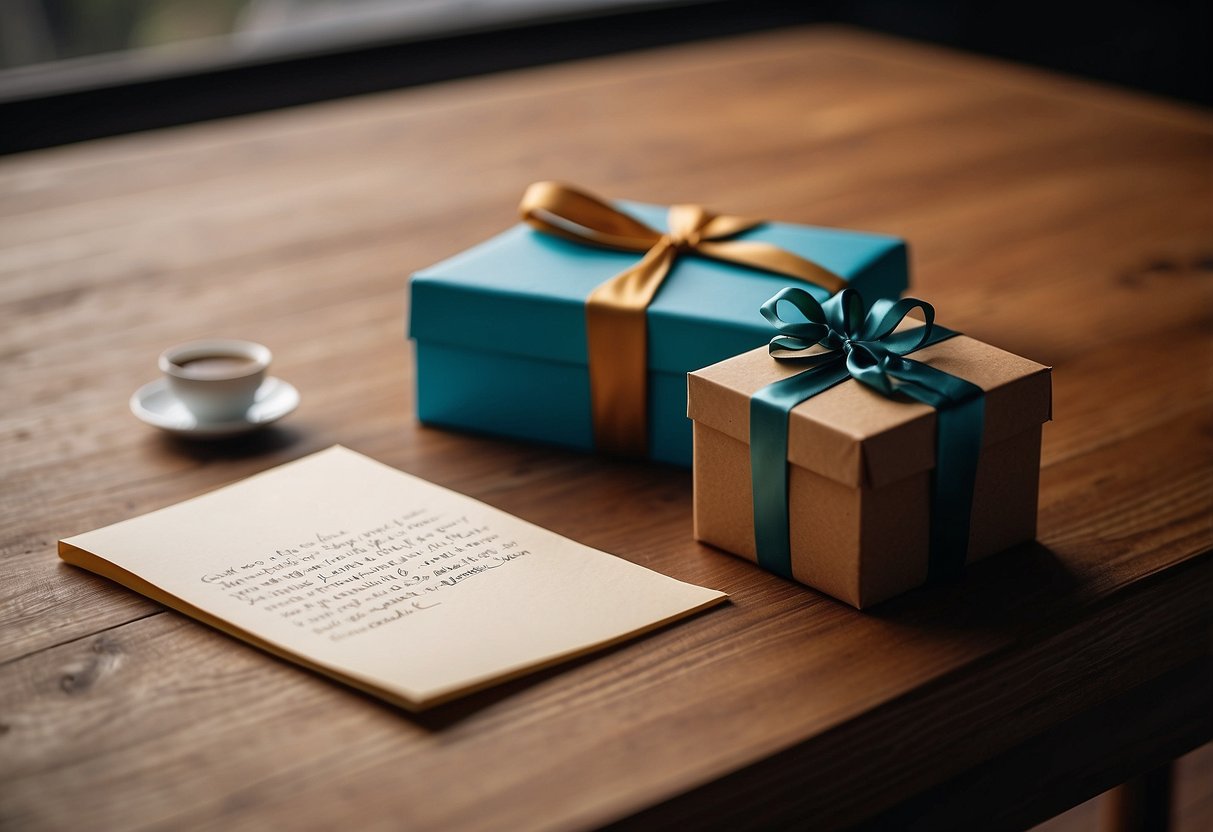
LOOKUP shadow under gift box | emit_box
[409,200,909,466]
[688,336,1052,608]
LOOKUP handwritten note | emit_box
[60,447,726,710]
[199,511,528,642]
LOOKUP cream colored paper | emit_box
[60,446,726,710]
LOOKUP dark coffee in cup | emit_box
[174,355,261,380]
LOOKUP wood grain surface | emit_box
[2,25,1211,831]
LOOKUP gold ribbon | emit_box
[519,181,848,457]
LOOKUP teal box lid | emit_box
[409,200,908,376]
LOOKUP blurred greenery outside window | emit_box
[0,1,655,72]
[2,0,250,68]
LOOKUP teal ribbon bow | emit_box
[749,287,986,584]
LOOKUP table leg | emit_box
[1102,762,1174,832]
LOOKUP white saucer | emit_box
[130,376,299,438]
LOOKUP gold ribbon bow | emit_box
[519,181,848,457]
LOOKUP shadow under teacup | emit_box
[160,339,272,422]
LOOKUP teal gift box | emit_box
[408,186,909,466]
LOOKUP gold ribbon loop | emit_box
[519,181,848,457]
[520,181,660,251]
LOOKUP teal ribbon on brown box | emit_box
[749,287,986,583]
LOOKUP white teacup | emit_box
[160,339,272,422]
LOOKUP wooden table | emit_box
[2,26,1210,831]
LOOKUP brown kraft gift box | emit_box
[688,335,1052,608]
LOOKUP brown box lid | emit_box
[687,334,1052,489]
